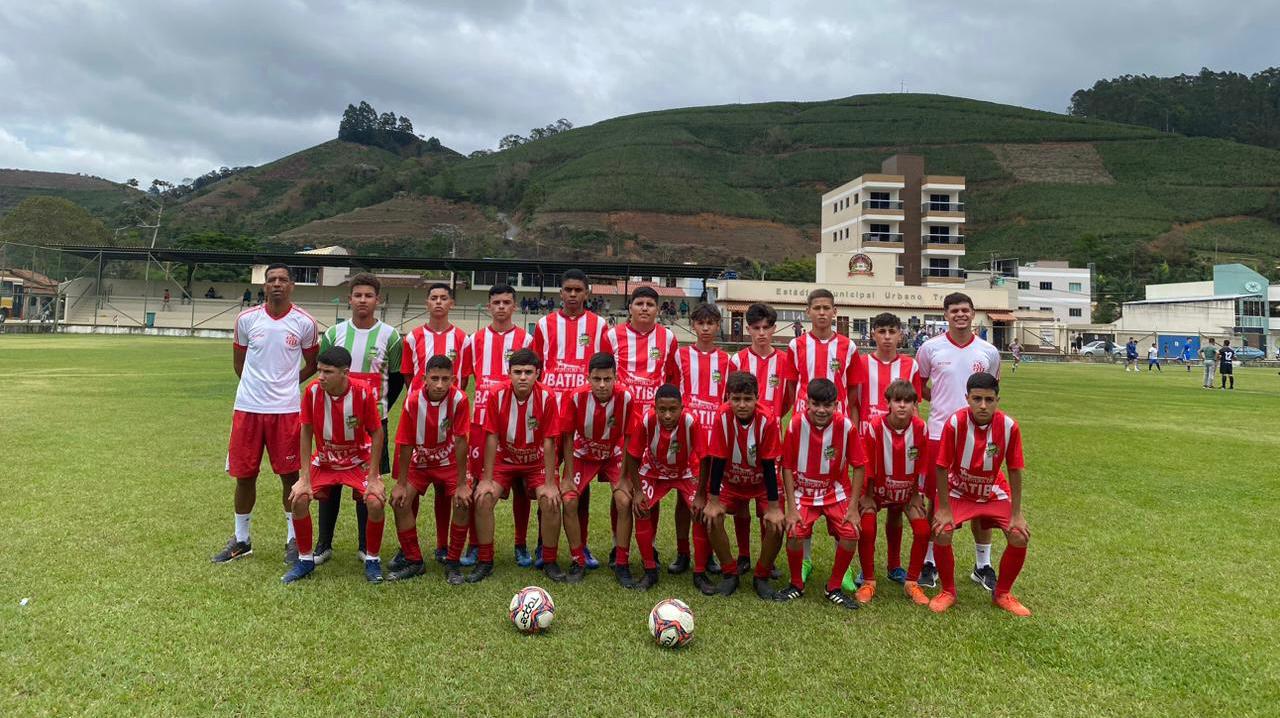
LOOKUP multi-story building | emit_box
[816,154,965,288]
[1008,260,1092,324]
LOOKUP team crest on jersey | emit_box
[711,370,722,383]
[606,415,616,428]
[747,443,757,460]
[984,444,998,458]
[670,439,681,455]
[286,334,300,348]
[828,358,841,372]
[527,416,539,431]
[447,349,458,360]
[577,334,591,347]
[345,415,360,430]
[823,446,836,460]
[907,447,919,460]
[648,347,661,360]
[767,375,780,388]
[441,416,451,432]
[503,349,514,361]
[972,361,987,373]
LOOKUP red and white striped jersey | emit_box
[394,385,469,469]
[532,310,607,393]
[781,412,864,507]
[936,409,1023,503]
[600,323,678,409]
[558,384,638,461]
[728,347,795,420]
[707,405,782,487]
[672,345,730,431]
[482,383,561,466]
[861,414,929,504]
[301,378,381,470]
[627,409,705,481]
[788,331,858,416]
[458,325,532,428]
[854,353,923,425]
[401,323,467,391]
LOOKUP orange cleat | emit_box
[855,579,876,604]
[928,591,956,613]
[993,592,1032,617]
[903,580,929,605]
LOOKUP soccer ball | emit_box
[648,598,694,648]
[509,586,555,634]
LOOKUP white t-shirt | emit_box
[233,304,319,414]
[1147,347,1158,360]
[916,332,1002,439]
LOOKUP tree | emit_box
[396,116,414,134]
[498,134,526,151]
[1,196,110,246]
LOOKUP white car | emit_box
[1079,340,1121,357]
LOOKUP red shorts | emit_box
[790,501,859,541]
[638,474,697,511]
[311,466,369,501]
[946,496,1011,531]
[719,484,769,517]
[407,465,458,496]
[227,410,300,479]
[564,456,622,501]
[491,462,547,495]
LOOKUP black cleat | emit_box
[736,556,751,576]
[387,560,426,581]
[608,546,617,569]
[694,572,718,596]
[668,553,691,575]
[774,585,804,603]
[971,564,998,593]
[387,549,409,573]
[445,562,465,585]
[465,561,494,584]
[707,554,722,575]
[633,568,659,591]
[543,562,568,583]
[769,563,781,580]
[211,537,253,563]
[718,572,740,597]
[566,562,586,583]
[825,588,860,610]
[918,561,939,589]
[753,577,777,600]
[434,547,448,565]
[614,564,636,589]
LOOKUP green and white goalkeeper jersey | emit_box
[320,319,402,418]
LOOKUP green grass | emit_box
[4,335,1279,716]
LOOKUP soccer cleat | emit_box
[632,568,658,591]
[842,567,862,593]
[993,593,1032,617]
[614,564,636,589]
[387,550,408,573]
[693,572,718,596]
[903,581,929,605]
[971,565,998,593]
[918,561,938,589]
[387,560,426,582]
[211,537,253,563]
[356,550,368,563]
[465,561,494,583]
[583,546,600,570]
[364,559,384,584]
[312,544,333,566]
[801,557,814,584]
[459,546,478,567]
[718,572,740,597]
[928,591,957,613]
[543,562,568,583]
[706,554,722,575]
[774,585,804,603]
[855,579,877,605]
[445,563,465,586]
[736,556,751,576]
[753,577,776,601]
[566,561,586,584]
[284,539,299,566]
[607,546,617,569]
[514,544,532,568]
[887,567,908,584]
[533,543,545,569]
[433,547,448,565]
[825,588,860,610]
[281,558,315,584]
[667,553,691,575]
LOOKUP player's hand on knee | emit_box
[702,497,725,525]
[762,506,784,534]
[931,508,954,540]
[390,482,410,509]
[906,494,926,520]
[1008,513,1030,545]
[453,483,473,509]
[538,484,561,511]
[288,480,312,506]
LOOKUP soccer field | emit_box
[3,335,1278,716]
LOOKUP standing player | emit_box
[1219,340,1236,389]
[558,352,638,584]
[774,379,866,609]
[915,292,1002,591]
[314,273,403,566]
[472,349,565,583]
[1147,343,1163,373]
[389,355,469,583]
[283,347,386,584]
[1009,339,1023,373]
[1124,337,1139,372]
[457,284,534,567]
[401,283,467,390]
[669,303,730,576]
[856,380,931,606]
[700,372,786,600]
[1179,338,1195,373]
[930,372,1031,616]
[532,269,607,569]
[213,263,318,565]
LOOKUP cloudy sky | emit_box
[1,0,1275,185]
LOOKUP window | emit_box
[1040,306,1052,312]
[853,193,859,205]
[1069,308,1082,318]
[843,227,849,239]
[869,223,890,234]
[1017,306,1030,311]
[1069,282,1082,293]
[832,231,838,242]
[869,191,891,209]
[852,319,868,337]
[1017,281,1030,290]
[928,225,950,235]
[1039,281,1053,291]
[929,258,950,268]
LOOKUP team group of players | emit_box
[213,264,1032,616]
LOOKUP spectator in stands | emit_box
[792,320,804,339]
[679,299,689,318]
[162,289,171,310]
[241,289,252,307]
[256,289,265,305]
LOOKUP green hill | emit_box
[0,169,140,216]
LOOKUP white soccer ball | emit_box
[648,598,695,648]
[509,586,555,634]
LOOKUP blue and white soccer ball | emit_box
[509,586,555,634]
[648,598,695,648]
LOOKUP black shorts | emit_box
[1219,363,1234,375]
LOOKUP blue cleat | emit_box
[459,546,478,567]
[364,558,383,584]
[514,544,533,568]
[533,542,544,569]
[888,567,908,584]
[582,546,600,570]
[282,558,315,584]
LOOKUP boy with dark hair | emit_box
[472,349,566,583]
[390,355,470,583]
[558,351,639,584]
[701,371,786,600]
[930,372,1031,616]
[284,346,386,584]
[856,379,931,605]
[774,378,866,609]
[402,283,466,392]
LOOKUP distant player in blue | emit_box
[1124,338,1139,372]
[1179,339,1195,373]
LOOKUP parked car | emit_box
[1080,340,1121,357]
[1232,346,1265,363]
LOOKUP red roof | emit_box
[590,280,688,298]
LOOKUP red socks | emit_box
[432,490,450,551]
[753,560,772,580]
[906,518,930,581]
[828,544,856,593]
[446,523,468,563]
[636,511,658,569]
[691,522,710,573]
[735,514,751,559]
[616,546,630,567]
[365,519,384,557]
[512,494,530,546]
[542,545,558,564]
[995,545,1027,597]
[477,543,494,563]
[858,512,878,580]
[397,528,423,563]
[786,544,805,589]
[886,519,903,572]
[295,514,313,556]
[935,542,957,596]
[570,545,586,568]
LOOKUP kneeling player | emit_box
[775,379,866,609]
[390,355,470,583]
[929,372,1031,617]
[284,347,387,584]
[472,349,566,583]
[701,371,786,600]
[856,379,931,605]
[558,352,637,584]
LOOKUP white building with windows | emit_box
[1010,261,1092,324]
